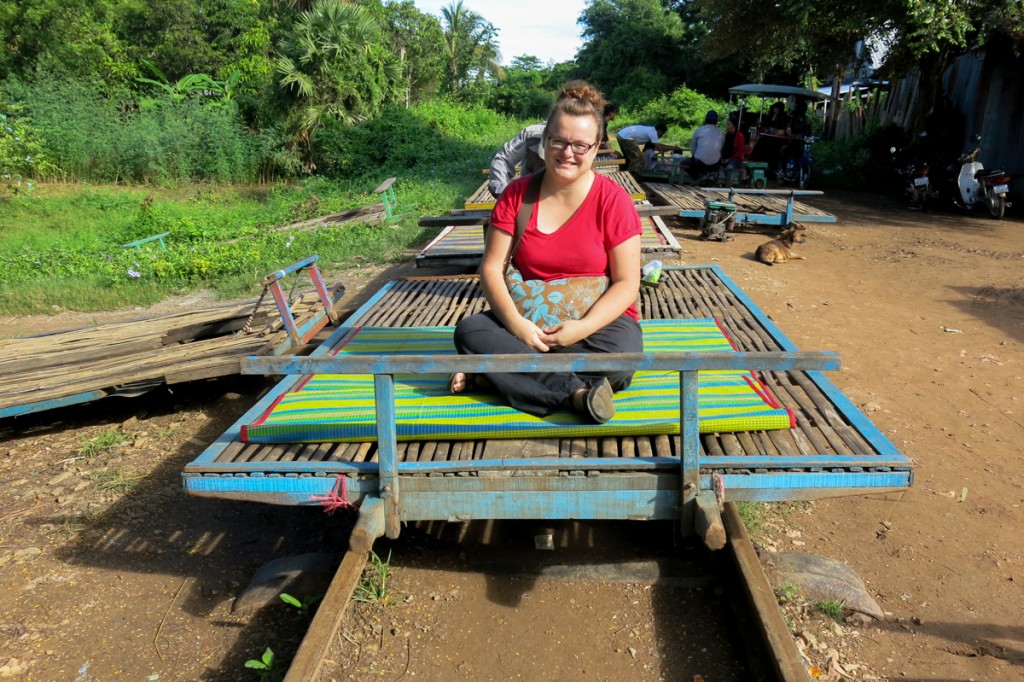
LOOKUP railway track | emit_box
[280,505,810,681]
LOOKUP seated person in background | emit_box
[615,122,681,175]
[600,102,618,151]
[781,108,811,164]
[749,102,788,166]
[722,115,747,174]
[488,123,546,198]
[681,110,725,178]
[453,80,642,424]
[765,101,789,134]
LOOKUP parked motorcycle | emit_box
[891,134,935,210]
[776,135,817,189]
[949,135,1012,219]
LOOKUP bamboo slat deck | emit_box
[464,170,647,211]
[183,266,911,509]
[1,287,344,418]
[594,154,625,168]
[643,183,836,225]
[415,215,680,268]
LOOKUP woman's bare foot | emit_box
[448,372,472,394]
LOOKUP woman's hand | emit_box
[539,319,590,349]
[509,316,551,352]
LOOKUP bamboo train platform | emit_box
[464,169,647,211]
[183,265,912,538]
[415,215,681,269]
[0,261,345,419]
[643,183,836,228]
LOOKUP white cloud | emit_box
[412,0,586,65]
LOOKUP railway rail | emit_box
[280,507,811,681]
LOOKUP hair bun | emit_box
[558,80,606,110]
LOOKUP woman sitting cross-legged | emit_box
[452,80,643,423]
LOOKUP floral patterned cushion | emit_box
[504,267,609,326]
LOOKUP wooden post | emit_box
[349,496,385,553]
[374,374,402,539]
[695,490,726,550]
[679,369,700,535]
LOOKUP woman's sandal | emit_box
[571,377,615,424]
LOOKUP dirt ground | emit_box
[1,189,1022,682]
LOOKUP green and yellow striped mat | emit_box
[242,319,793,443]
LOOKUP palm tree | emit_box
[275,0,401,162]
[440,0,505,94]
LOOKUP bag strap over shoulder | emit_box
[505,170,545,269]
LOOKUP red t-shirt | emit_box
[490,172,642,321]
[730,130,747,163]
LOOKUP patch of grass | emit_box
[815,599,846,622]
[78,429,128,459]
[93,468,142,491]
[50,518,87,539]
[353,549,393,604]
[735,501,768,535]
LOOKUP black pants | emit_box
[453,311,643,417]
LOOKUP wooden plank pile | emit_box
[0,289,341,417]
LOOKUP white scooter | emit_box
[951,135,1012,219]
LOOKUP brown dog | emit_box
[755,225,807,265]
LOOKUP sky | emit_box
[412,0,588,66]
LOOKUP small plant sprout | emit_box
[353,549,393,604]
[279,592,321,616]
[776,581,800,604]
[244,647,281,682]
[815,599,846,622]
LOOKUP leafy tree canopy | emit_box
[439,1,505,95]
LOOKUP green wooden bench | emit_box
[121,231,171,250]
[372,177,412,224]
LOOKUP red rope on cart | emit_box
[310,475,355,514]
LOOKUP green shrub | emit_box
[313,99,518,182]
[0,101,56,193]
[812,136,875,191]
[3,77,275,183]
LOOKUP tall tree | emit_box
[116,0,263,84]
[693,0,1024,125]
[0,0,130,84]
[439,1,505,95]
[275,0,401,161]
[379,1,446,104]
[574,0,687,106]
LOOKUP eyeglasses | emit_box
[544,135,597,156]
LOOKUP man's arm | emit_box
[488,130,531,197]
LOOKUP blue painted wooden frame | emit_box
[182,265,913,527]
[678,188,837,226]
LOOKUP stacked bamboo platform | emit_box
[0,288,343,418]
[415,215,680,269]
[643,183,836,225]
[464,169,647,211]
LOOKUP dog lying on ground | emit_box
[755,225,806,265]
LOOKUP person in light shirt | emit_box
[615,122,681,175]
[681,110,725,178]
